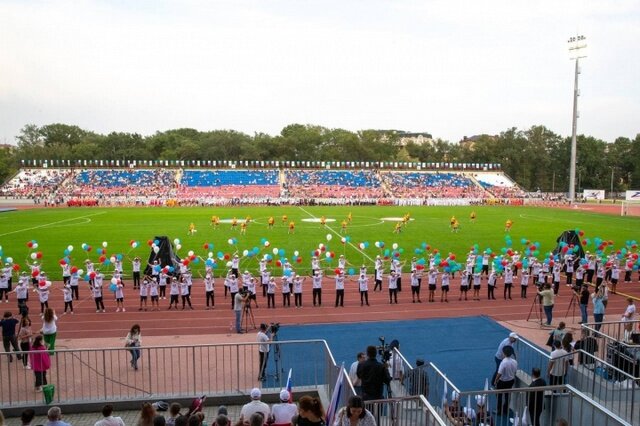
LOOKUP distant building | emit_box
[377,130,434,146]
[459,134,497,150]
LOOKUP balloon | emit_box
[243,249,249,256]
[294,250,299,257]
[359,243,365,250]
[110,256,116,263]
[102,241,108,248]
[375,241,380,248]
[348,268,355,276]
[59,259,66,266]
[32,243,38,249]
[30,253,37,260]
[12,264,20,271]
[296,257,302,263]
[208,252,214,258]
[188,250,194,257]
[176,244,182,250]
[264,241,270,247]
[273,248,279,255]
[27,241,33,248]
[77,268,84,276]
[334,268,342,274]
[341,237,346,244]
[6,257,13,264]
[326,234,333,241]
[89,272,97,279]
[174,238,181,245]
[153,246,160,253]
[392,243,398,250]
[67,245,74,252]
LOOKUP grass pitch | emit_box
[1,205,638,280]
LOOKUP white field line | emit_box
[297,206,375,263]
[0,211,107,237]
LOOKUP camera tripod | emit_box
[242,304,256,333]
[564,289,579,319]
[526,290,543,325]
[262,332,283,381]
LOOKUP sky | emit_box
[1,0,639,145]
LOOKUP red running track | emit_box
[14,277,640,340]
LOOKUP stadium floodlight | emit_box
[568,35,587,203]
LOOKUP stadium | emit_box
[2,2,640,426]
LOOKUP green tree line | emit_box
[1,123,639,192]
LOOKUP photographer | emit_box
[234,290,250,334]
[257,323,274,381]
[537,283,555,326]
[356,345,391,401]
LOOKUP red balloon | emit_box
[89,272,96,279]
[71,266,78,273]
[628,262,635,268]
[321,246,326,252]
[38,280,47,288]
[578,231,584,237]
[334,268,342,274]
[203,244,208,249]
[27,241,33,248]
[59,259,66,265]
[516,261,523,268]
[13,264,21,272]
[582,240,588,246]
[314,250,320,256]
[182,259,190,266]
[449,254,456,260]
[31,270,39,278]
[99,255,106,263]
[426,245,431,251]
[276,260,282,267]
[296,257,302,263]
[530,245,536,251]
[394,252,400,257]
[223,254,230,260]
[36,252,43,259]
[549,261,555,267]
[189,255,196,261]
[147,240,153,246]
[330,252,335,258]
[416,264,425,270]
[633,253,639,260]
[433,249,439,254]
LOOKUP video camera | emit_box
[268,322,281,335]
[376,336,392,362]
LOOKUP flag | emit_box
[442,380,448,409]
[326,364,345,426]
[286,368,293,403]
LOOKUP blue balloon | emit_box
[154,239,160,246]
[284,270,292,277]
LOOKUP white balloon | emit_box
[32,243,38,249]
[132,242,138,248]
[6,257,13,264]
[77,269,84,276]
[392,243,399,250]
[318,243,325,249]
[102,241,108,248]
[30,253,37,260]
[111,277,118,285]
[208,252,213,258]
[243,249,249,256]
[226,261,232,268]
[294,250,299,257]
[228,239,234,245]
[176,244,182,250]
[326,234,333,241]
[67,245,74,252]
[174,238,180,245]
[272,248,279,255]
[325,252,332,258]
[188,250,194,257]
[110,256,116,263]
[153,246,160,253]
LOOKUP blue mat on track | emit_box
[274,315,513,391]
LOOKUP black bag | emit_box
[546,331,554,347]
[153,401,169,411]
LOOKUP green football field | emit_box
[1,205,638,280]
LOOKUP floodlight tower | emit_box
[568,35,587,202]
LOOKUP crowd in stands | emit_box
[0,168,71,199]
[285,170,384,199]
[0,167,549,205]
[57,169,177,198]
[380,172,486,199]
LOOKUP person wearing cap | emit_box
[311,270,323,307]
[131,256,141,289]
[537,283,555,326]
[491,333,518,385]
[13,273,30,316]
[473,395,492,425]
[231,254,240,279]
[444,390,465,424]
[387,271,398,304]
[494,345,517,416]
[374,256,383,292]
[239,387,270,421]
[269,389,297,425]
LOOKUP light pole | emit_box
[568,35,587,202]
[610,166,615,199]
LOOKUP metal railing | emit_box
[582,320,640,376]
[456,385,630,426]
[363,396,447,426]
[1,339,334,407]
[509,336,639,424]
